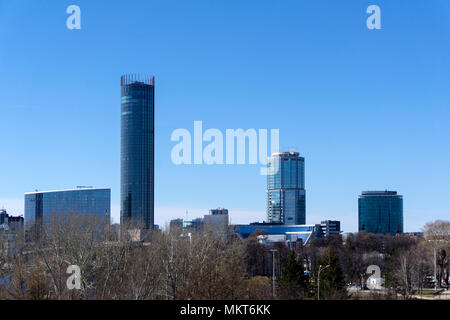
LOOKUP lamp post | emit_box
[317,264,330,300]
[270,249,278,298]
[434,244,437,291]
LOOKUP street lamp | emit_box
[270,249,278,298]
[317,264,330,300]
[428,239,439,291]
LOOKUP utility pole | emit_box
[434,244,437,291]
[270,249,277,298]
[317,264,330,300]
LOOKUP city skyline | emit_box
[1,1,450,232]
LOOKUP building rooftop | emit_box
[272,152,300,157]
[234,224,316,245]
[360,191,402,197]
[24,188,110,195]
[121,74,155,86]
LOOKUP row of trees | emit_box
[1,215,250,299]
[243,220,449,299]
[0,215,448,299]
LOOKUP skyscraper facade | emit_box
[358,191,403,235]
[267,152,306,225]
[120,75,155,230]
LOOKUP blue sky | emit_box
[0,0,449,232]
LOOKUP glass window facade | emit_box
[120,75,155,230]
[358,191,403,236]
[267,152,305,225]
[24,188,111,227]
[235,223,316,245]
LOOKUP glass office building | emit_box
[267,152,306,225]
[358,191,403,236]
[120,75,155,230]
[24,188,111,227]
[235,223,316,245]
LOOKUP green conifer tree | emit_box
[279,250,308,299]
[312,244,347,300]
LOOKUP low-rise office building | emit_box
[316,220,341,238]
[24,188,110,237]
[234,222,317,246]
[172,208,230,233]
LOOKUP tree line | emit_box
[0,215,448,300]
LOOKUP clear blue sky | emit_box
[1,0,449,232]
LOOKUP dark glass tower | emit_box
[267,152,306,225]
[120,75,155,230]
[358,191,403,236]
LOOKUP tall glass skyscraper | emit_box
[267,152,306,225]
[120,75,155,230]
[358,191,403,235]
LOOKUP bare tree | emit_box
[423,220,450,288]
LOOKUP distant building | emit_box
[358,191,403,236]
[24,188,110,235]
[317,220,341,238]
[267,152,306,225]
[170,208,230,234]
[120,75,155,231]
[209,208,228,216]
[234,223,317,246]
[169,218,183,231]
[204,208,229,230]
[405,232,423,238]
[0,209,24,232]
[6,216,24,232]
[184,217,204,232]
[0,210,24,256]
[0,209,7,225]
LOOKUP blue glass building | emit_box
[235,223,316,245]
[267,152,305,225]
[120,75,155,230]
[24,188,111,227]
[358,191,403,236]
